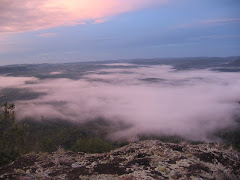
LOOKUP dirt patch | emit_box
[94,163,128,175]
[127,158,150,167]
[194,152,215,163]
[42,162,55,168]
[187,163,211,176]
[66,167,90,179]
[169,145,184,152]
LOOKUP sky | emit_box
[0,0,240,65]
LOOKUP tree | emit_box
[0,102,28,165]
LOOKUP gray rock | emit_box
[0,140,239,180]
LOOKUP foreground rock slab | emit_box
[0,140,239,180]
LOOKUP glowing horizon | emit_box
[0,0,239,65]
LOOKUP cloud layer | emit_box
[173,18,240,29]
[0,0,166,33]
[1,65,240,141]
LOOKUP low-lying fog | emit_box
[1,64,240,141]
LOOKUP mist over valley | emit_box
[1,57,240,143]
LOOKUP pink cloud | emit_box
[0,0,167,33]
[201,18,240,23]
[188,34,240,41]
[0,34,25,54]
[93,19,106,24]
[173,18,240,29]
[38,33,57,37]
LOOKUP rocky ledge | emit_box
[0,140,240,180]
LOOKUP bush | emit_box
[71,137,116,153]
[0,102,28,165]
[0,103,118,165]
[0,150,19,166]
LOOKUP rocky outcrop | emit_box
[0,140,239,180]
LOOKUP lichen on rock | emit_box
[0,140,239,180]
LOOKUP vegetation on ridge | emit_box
[0,103,118,166]
[0,103,28,165]
[0,102,240,166]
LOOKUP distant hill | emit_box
[213,58,240,72]
[224,59,240,67]
[0,57,239,78]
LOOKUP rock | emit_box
[0,140,239,180]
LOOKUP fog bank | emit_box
[1,65,240,141]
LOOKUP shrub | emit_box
[71,137,115,153]
[0,102,28,165]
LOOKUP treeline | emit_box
[1,103,240,166]
[0,103,122,166]
[0,103,28,165]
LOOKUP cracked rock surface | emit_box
[0,140,239,180]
